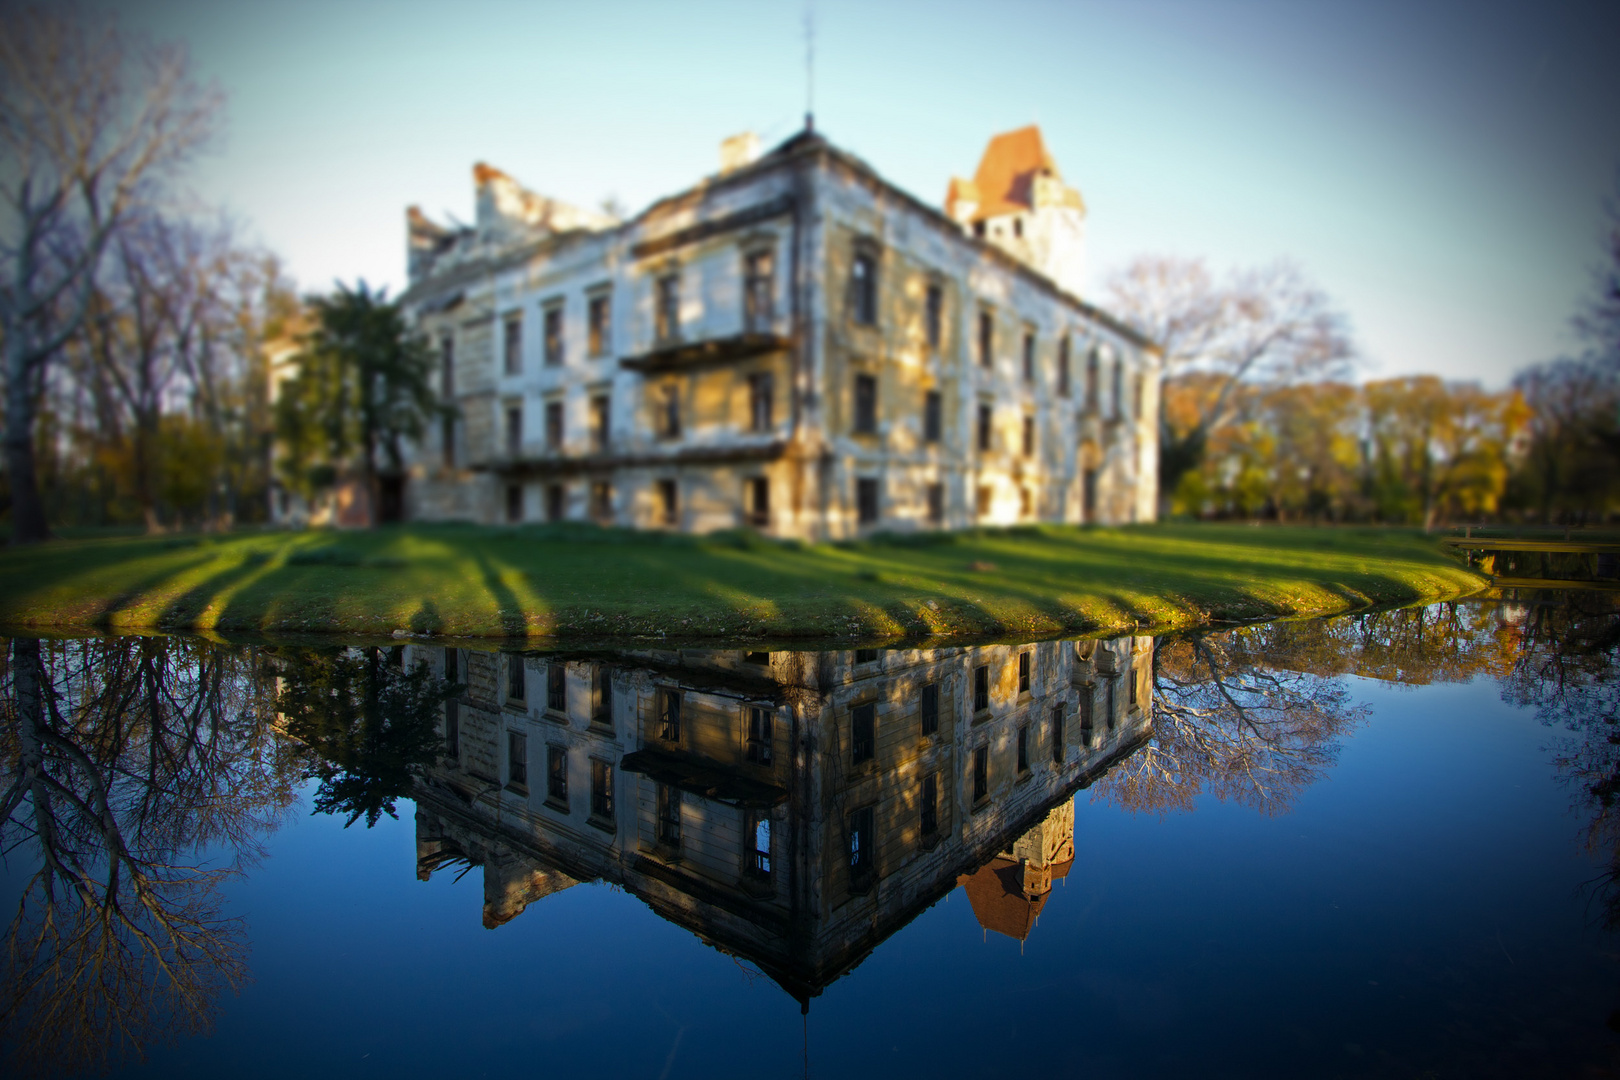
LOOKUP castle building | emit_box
[398,125,1159,537]
[407,635,1154,1003]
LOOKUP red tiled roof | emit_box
[969,125,1058,221]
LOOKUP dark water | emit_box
[1,590,1617,1078]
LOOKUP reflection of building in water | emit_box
[407,636,1152,1003]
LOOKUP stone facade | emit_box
[407,636,1154,1004]
[399,125,1160,538]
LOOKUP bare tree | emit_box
[0,6,220,543]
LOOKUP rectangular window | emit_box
[1113,359,1124,419]
[1107,679,1117,731]
[1022,331,1036,383]
[920,774,938,838]
[920,682,939,736]
[658,687,682,742]
[851,702,875,764]
[445,699,460,759]
[851,251,877,325]
[588,293,611,357]
[855,648,880,664]
[748,373,774,432]
[853,373,877,434]
[507,731,527,788]
[547,662,566,713]
[656,274,680,342]
[505,404,522,457]
[543,305,564,366]
[545,482,565,522]
[1050,704,1065,763]
[1057,336,1071,397]
[1086,347,1099,411]
[923,390,942,443]
[744,249,774,331]
[507,655,525,702]
[1018,651,1031,693]
[926,482,945,525]
[973,664,989,712]
[545,400,564,451]
[1133,373,1144,419]
[747,706,773,764]
[1083,467,1099,521]
[444,646,459,684]
[506,483,523,523]
[657,478,678,526]
[1129,667,1139,706]
[657,783,681,846]
[590,394,610,451]
[547,743,567,806]
[591,481,613,523]
[925,283,943,348]
[504,315,523,375]
[975,485,991,518]
[856,477,879,526]
[1022,415,1036,458]
[591,758,614,820]
[972,745,989,803]
[658,383,681,439]
[1080,688,1095,746]
[441,415,456,469]
[749,814,772,877]
[978,310,994,368]
[746,476,769,527]
[977,403,992,452]
[1017,724,1030,774]
[440,334,455,397]
[848,805,874,891]
[592,665,613,726]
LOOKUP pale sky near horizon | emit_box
[102,0,1620,389]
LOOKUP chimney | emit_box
[719,132,761,175]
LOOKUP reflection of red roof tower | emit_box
[958,800,1077,943]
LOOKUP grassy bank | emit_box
[0,522,1487,644]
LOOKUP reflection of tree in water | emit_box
[272,646,456,828]
[1094,626,1367,816]
[0,637,298,1076]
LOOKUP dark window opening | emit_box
[547,744,567,806]
[973,220,986,238]
[746,476,769,528]
[744,651,771,665]
[855,648,880,664]
[507,731,527,787]
[543,305,564,366]
[1083,467,1099,521]
[921,774,938,838]
[746,706,773,764]
[590,394,610,451]
[856,477,880,526]
[505,405,522,457]
[925,283,943,348]
[591,481,612,523]
[506,484,523,523]
[545,483,565,522]
[977,403,992,452]
[920,682,939,736]
[745,249,775,331]
[1086,347,1100,411]
[1058,337,1071,397]
[507,655,525,701]
[657,478,678,526]
[975,485,991,518]
[972,745,989,803]
[445,700,460,759]
[593,666,613,726]
[504,316,523,375]
[978,311,994,368]
[973,664,990,712]
[1113,358,1125,418]
[851,251,878,325]
[588,293,611,357]
[658,688,682,742]
[657,783,681,847]
[1022,415,1036,458]
[656,274,680,342]
[440,334,455,397]
[545,400,564,451]
[1013,216,1023,239]
[1080,689,1095,746]
[927,482,945,525]
[441,415,455,469]
[591,758,614,820]
[1017,724,1030,774]
[1050,704,1065,763]
[1018,651,1031,693]
[852,702,876,764]
[923,389,942,443]
[547,663,566,713]
[1129,668,1139,706]
[1107,679,1117,731]
[1022,332,1035,383]
[444,647,459,684]
[854,373,878,435]
[748,373,774,432]
[848,806,874,891]
[659,383,681,440]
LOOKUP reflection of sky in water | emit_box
[9,605,1618,1079]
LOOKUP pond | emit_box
[1,588,1617,1078]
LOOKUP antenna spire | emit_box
[803,0,815,131]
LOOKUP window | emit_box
[851,250,877,325]
[977,403,992,452]
[1080,688,1095,746]
[547,744,567,806]
[925,283,943,348]
[1058,337,1071,397]
[973,219,986,238]
[1129,667,1139,706]
[544,304,564,366]
[444,646,459,684]
[658,687,682,741]
[923,390,942,443]
[920,774,938,838]
[920,682,939,736]
[926,482,945,525]
[853,373,877,435]
[1112,358,1125,419]
[855,648,880,664]
[590,394,610,451]
[744,249,774,331]
[507,655,526,701]
[973,664,989,712]
[745,476,769,527]
[592,665,613,726]
[445,700,460,759]
[1083,467,1099,521]
[545,483,565,522]
[1107,679,1117,731]
[657,783,681,846]
[856,477,879,526]
[588,293,611,357]
[1086,347,1100,411]
[1022,331,1036,383]
[504,315,523,375]
[747,706,773,764]
[591,481,613,522]
[547,662,566,713]
[1017,724,1030,774]
[744,651,770,665]
[656,274,680,342]
[749,815,772,877]
[658,383,681,439]
[545,400,564,451]
[1022,414,1035,458]
[1013,216,1024,239]
[1019,487,1032,518]
[440,334,455,397]
[975,485,992,518]
[441,415,455,469]
[505,404,522,457]
[852,702,875,764]
[972,745,989,804]
[506,484,523,523]
[748,373,774,432]
[978,310,994,368]
[507,731,527,787]
[1018,651,1031,693]
[657,478,678,526]
[591,758,614,820]
[1050,704,1065,763]
[848,805,874,891]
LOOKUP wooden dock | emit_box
[1440,537,1620,555]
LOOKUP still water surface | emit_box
[1,590,1616,1078]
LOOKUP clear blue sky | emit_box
[111,0,1620,388]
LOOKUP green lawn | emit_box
[0,522,1487,644]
